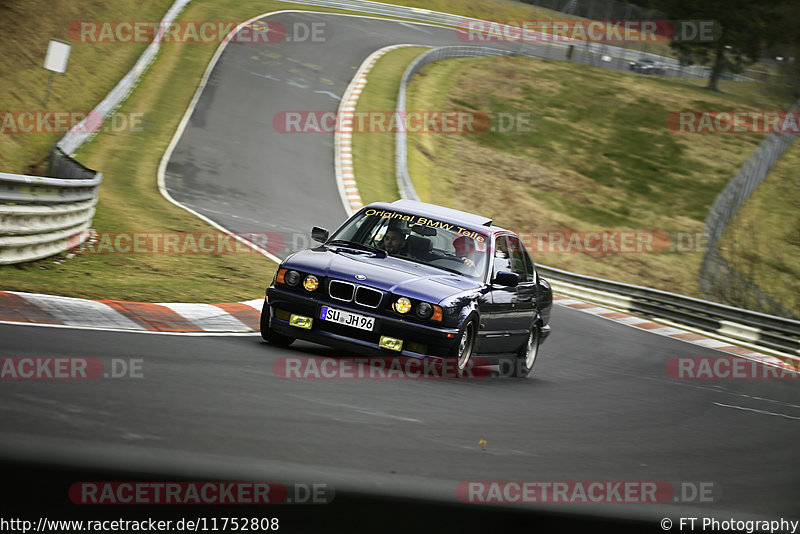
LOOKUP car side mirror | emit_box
[493,271,519,287]
[311,226,329,243]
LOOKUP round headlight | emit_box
[415,301,433,319]
[303,275,319,292]
[285,270,301,287]
[393,297,412,314]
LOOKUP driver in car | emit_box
[381,227,410,256]
[381,225,435,261]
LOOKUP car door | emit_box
[507,235,537,334]
[481,235,520,353]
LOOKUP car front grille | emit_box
[327,279,383,308]
[355,286,382,308]
[329,280,355,302]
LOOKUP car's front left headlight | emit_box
[303,275,319,292]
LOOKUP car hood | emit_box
[284,248,482,303]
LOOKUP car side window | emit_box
[506,236,530,283]
[525,245,535,282]
[492,236,513,279]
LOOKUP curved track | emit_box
[163,12,521,251]
[1,10,798,527]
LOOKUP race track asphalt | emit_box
[1,11,797,530]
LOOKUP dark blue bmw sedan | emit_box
[262,199,552,377]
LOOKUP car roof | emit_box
[362,200,510,235]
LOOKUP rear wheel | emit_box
[260,301,295,347]
[512,325,540,378]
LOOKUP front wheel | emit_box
[449,319,476,375]
[260,302,295,347]
[512,325,540,378]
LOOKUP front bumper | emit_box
[266,286,461,359]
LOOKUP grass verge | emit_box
[0,0,766,303]
[0,0,173,174]
[352,50,796,300]
[352,46,431,205]
[2,0,583,302]
[1,0,378,303]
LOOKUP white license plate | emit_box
[320,306,375,331]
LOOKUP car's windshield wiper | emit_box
[327,239,384,255]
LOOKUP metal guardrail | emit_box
[392,45,800,360]
[1,0,191,265]
[0,199,98,236]
[278,0,467,26]
[396,46,519,201]
[0,224,92,265]
[0,172,101,204]
[0,154,101,264]
[538,265,800,357]
[56,0,192,156]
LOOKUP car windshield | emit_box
[329,208,489,280]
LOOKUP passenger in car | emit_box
[453,235,480,274]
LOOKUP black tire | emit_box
[260,301,295,347]
[449,318,477,376]
[512,324,540,378]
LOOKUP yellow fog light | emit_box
[379,336,403,352]
[289,314,313,329]
[392,297,412,314]
[303,275,319,292]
